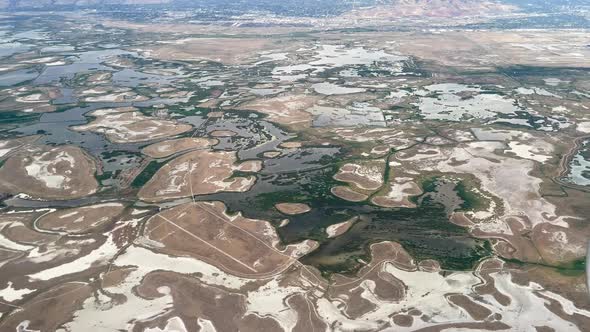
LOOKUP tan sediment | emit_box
[275,203,311,215]
[331,186,368,202]
[0,145,98,200]
[72,107,192,143]
[141,137,217,158]
[139,150,257,202]
[36,203,126,234]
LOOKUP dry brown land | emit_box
[138,150,257,202]
[235,94,319,127]
[0,145,98,200]
[141,137,217,158]
[279,141,303,149]
[263,151,281,158]
[0,283,93,332]
[36,202,126,234]
[143,201,296,277]
[274,203,311,215]
[139,38,273,65]
[235,160,263,173]
[72,107,192,143]
[0,135,40,159]
[373,30,590,69]
[331,186,369,202]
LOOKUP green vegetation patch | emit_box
[131,160,167,188]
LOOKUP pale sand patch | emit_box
[234,94,319,126]
[505,141,552,163]
[312,82,366,95]
[235,160,263,173]
[326,217,358,238]
[263,151,281,158]
[73,107,192,143]
[576,122,590,133]
[334,161,385,191]
[279,141,303,149]
[371,177,422,208]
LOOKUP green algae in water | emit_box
[556,258,586,277]
[254,166,344,211]
[131,160,167,188]
[0,111,40,125]
[200,160,490,276]
[300,200,491,276]
[502,257,586,277]
[96,171,114,182]
[259,171,490,275]
[415,175,488,212]
[455,180,487,211]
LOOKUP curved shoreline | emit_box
[553,135,590,193]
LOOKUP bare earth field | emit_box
[138,150,258,202]
[73,107,193,143]
[36,202,126,234]
[143,201,305,277]
[139,38,274,65]
[0,145,98,200]
[141,137,218,158]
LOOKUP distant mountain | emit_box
[1,0,583,14]
[350,0,518,18]
[504,0,589,10]
[0,0,171,10]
